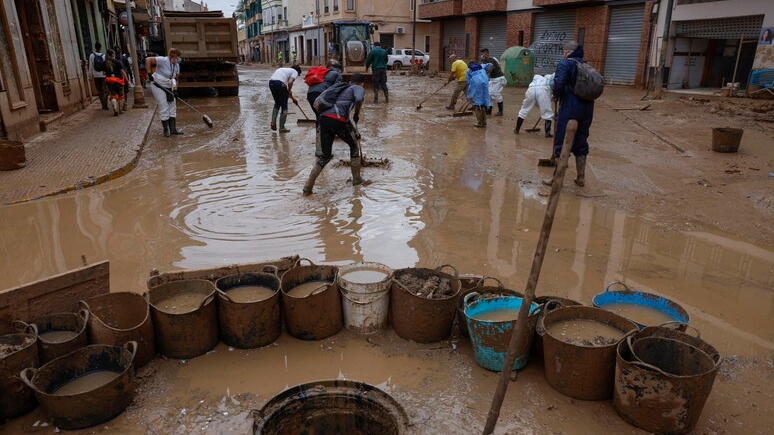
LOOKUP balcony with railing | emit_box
[418,0,463,20]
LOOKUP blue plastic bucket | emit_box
[463,292,540,372]
[592,281,689,329]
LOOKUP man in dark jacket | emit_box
[307,61,343,156]
[544,41,594,187]
[365,42,389,103]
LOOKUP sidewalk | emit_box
[0,91,157,205]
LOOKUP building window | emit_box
[334,0,339,12]
[347,0,354,10]
[324,0,329,14]
[425,35,430,52]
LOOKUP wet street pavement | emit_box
[1,64,772,434]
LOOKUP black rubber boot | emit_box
[162,120,170,137]
[169,117,183,135]
[373,91,378,104]
[495,102,503,116]
[545,120,553,138]
[574,154,587,187]
[486,106,492,115]
[279,112,289,132]
[303,164,324,195]
[384,90,389,103]
[514,117,524,134]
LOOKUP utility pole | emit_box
[125,1,147,108]
[411,0,417,73]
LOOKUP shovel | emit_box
[292,97,316,125]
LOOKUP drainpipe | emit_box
[653,0,674,98]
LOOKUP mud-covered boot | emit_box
[574,154,587,187]
[314,126,322,157]
[169,117,183,135]
[544,120,553,138]
[495,102,503,116]
[350,157,370,186]
[279,112,289,133]
[162,120,170,137]
[270,108,278,130]
[384,90,389,103]
[486,106,492,115]
[373,91,378,104]
[303,164,324,195]
[473,107,485,128]
[514,117,524,134]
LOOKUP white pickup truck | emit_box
[387,48,430,69]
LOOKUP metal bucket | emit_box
[531,296,583,363]
[146,279,218,359]
[463,292,540,372]
[80,292,156,368]
[280,258,342,340]
[252,380,409,435]
[592,281,690,329]
[614,326,722,435]
[541,306,638,400]
[215,267,282,349]
[20,342,136,430]
[0,328,38,420]
[390,265,461,343]
[337,262,393,334]
[27,310,90,364]
[456,277,524,339]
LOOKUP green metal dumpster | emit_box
[501,46,534,87]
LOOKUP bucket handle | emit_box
[12,320,38,336]
[475,276,504,289]
[391,277,411,294]
[20,367,37,390]
[261,264,280,278]
[123,340,138,364]
[309,284,329,296]
[340,287,389,305]
[605,280,631,292]
[293,257,316,268]
[78,307,90,324]
[217,289,235,303]
[463,292,481,309]
[435,264,459,278]
[199,292,216,309]
[656,321,700,338]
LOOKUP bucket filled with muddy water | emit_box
[280,258,342,340]
[541,306,638,400]
[20,342,137,430]
[337,262,393,334]
[215,267,282,349]
[147,279,218,359]
[0,328,38,420]
[614,326,722,435]
[27,310,90,364]
[81,292,156,368]
[593,281,690,330]
[456,277,524,339]
[463,292,540,372]
[252,380,409,435]
[531,296,583,363]
[390,265,461,343]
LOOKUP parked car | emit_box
[387,48,430,69]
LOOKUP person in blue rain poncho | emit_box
[466,61,492,128]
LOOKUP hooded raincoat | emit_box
[466,62,492,107]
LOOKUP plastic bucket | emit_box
[337,262,393,334]
[21,342,136,430]
[0,328,39,420]
[29,310,90,364]
[531,296,583,363]
[390,265,461,343]
[592,281,690,329]
[614,326,722,435]
[146,279,218,359]
[252,380,408,435]
[80,292,156,369]
[456,277,524,339]
[215,267,282,349]
[711,127,742,153]
[541,306,638,400]
[280,258,342,340]
[463,292,540,372]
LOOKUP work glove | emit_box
[172,90,179,98]
[148,73,153,82]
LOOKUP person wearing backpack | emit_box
[88,42,108,110]
[303,73,367,195]
[544,41,595,188]
[307,61,343,157]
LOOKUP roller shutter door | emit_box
[443,19,466,70]
[533,10,576,75]
[604,4,645,85]
[478,15,507,60]
[675,15,763,39]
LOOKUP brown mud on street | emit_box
[1,64,773,434]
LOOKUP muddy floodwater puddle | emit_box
[600,302,676,327]
[155,293,206,313]
[546,319,626,346]
[340,268,390,284]
[469,308,520,322]
[224,285,275,302]
[286,280,332,298]
[52,371,120,395]
[39,330,79,343]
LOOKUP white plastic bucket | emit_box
[337,262,392,334]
